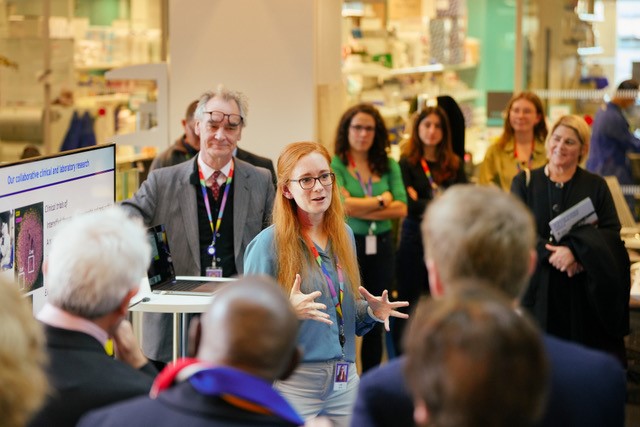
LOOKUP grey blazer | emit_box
[120,156,274,360]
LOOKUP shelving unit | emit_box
[104,62,169,149]
[341,0,480,129]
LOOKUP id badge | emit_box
[333,362,349,391]
[206,266,223,277]
[365,234,377,255]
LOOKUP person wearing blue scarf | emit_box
[78,276,306,427]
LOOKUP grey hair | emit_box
[46,206,151,319]
[195,85,249,127]
[422,185,536,299]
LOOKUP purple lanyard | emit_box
[307,240,346,351]
[347,153,372,196]
[197,161,234,256]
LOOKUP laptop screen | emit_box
[147,224,176,287]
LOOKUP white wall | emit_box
[169,0,342,163]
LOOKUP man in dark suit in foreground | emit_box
[28,207,157,427]
[78,275,305,427]
[121,86,275,363]
[352,185,626,427]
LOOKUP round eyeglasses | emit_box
[204,111,244,127]
[289,173,335,190]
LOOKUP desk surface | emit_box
[128,294,214,313]
[128,276,233,314]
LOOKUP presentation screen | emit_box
[0,144,116,312]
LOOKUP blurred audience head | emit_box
[182,100,200,150]
[20,145,42,160]
[404,283,548,427]
[45,207,150,326]
[0,277,48,427]
[196,275,300,382]
[422,184,536,299]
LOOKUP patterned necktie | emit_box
[208,170,221,201]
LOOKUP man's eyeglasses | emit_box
[289,173,335,190]
[350,125,375,133]
[204,111,244,127]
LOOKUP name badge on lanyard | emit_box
[365,234,377,255]
[365,222,377,255]
[333,362,349,391]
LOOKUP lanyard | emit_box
[306,240,346,351]
[545,164,570,243]
[197,161,235,258]
[420,159,439,193]
[347,153,372,196]
[514,140,535,172]
[347,153,377,234]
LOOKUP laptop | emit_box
[146,224,232,296]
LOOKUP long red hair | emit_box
[273,142,361,295]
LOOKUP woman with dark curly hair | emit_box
[392,106,467,355]
[331,103,407,372]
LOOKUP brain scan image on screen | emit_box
[15,203,44,292]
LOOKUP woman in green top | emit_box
[331,103,407,372]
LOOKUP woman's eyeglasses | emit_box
[289,173,335,190]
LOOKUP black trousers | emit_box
[392,218,430,355]
[354,230,394,373]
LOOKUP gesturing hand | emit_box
[406,186,418,201]
[358,287,409,332]
[290,274,333,325]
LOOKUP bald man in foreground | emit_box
[78,276,305,427]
